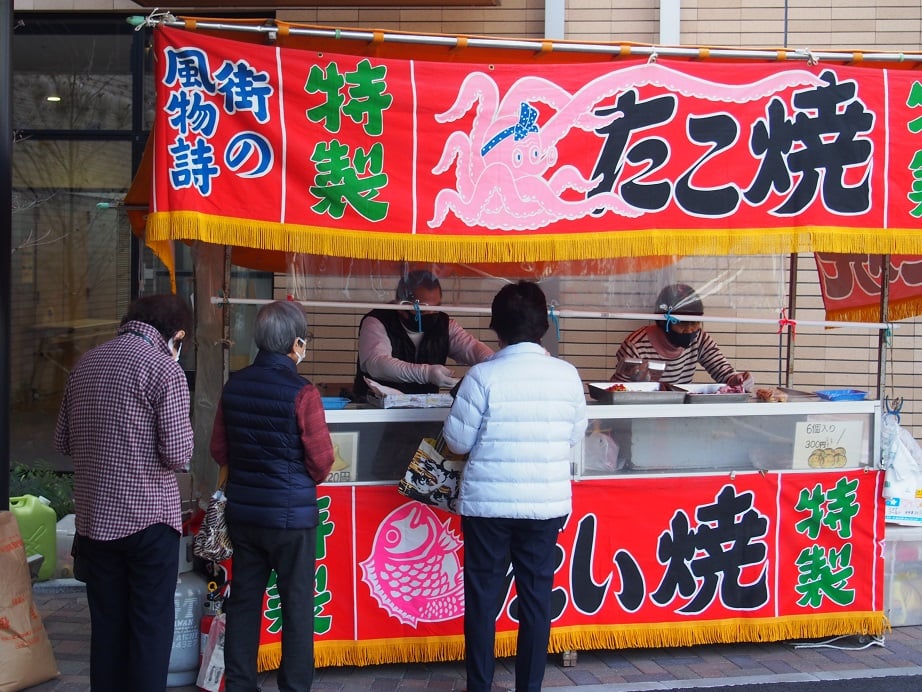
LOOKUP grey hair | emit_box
[254,301,309,354]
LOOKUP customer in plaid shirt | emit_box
[54,294,194,692]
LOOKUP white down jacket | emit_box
[442,342,588,519]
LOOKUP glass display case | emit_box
[578,398,880,477]
[323,395,881,483]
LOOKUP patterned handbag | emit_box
[193,468,233,562]
[397,432,466,513]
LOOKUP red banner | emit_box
[150,26,922,265]
[815,253,922,322]
[252,471,885,670]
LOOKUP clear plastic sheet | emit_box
[282,253,789,320]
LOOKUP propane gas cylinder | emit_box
[167,570,208,687]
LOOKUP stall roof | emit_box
[128,17,922,277]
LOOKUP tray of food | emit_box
[671,382,750,403]
[588,381,686,405]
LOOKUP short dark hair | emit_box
[489,281,549,345]
[396,270,441,302]
[254,301,309,354]
[121,294,193,341]
[655,283,704,315]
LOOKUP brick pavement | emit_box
[25,579,922,691]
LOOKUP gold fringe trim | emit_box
[825,296,922,324]
[255,612,888,670]
[145,212,922,264]
[257,642,282,673]
[315,634,466,668]
[546,612,890,653]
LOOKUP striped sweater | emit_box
[613,325,737,384]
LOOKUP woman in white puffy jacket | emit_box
[442,280,588,692]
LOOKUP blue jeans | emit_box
[462,515,565,692]
[79,523,180,692]
[224,523,317,692]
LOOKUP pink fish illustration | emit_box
[360,502,464,626]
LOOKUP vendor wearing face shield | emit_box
[611,283,752,389]
[352,269,494,399]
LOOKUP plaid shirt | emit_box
[54,321,194,541]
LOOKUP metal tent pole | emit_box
[141,16,922,65]
[877,255,891,402]
[1,0,13,509]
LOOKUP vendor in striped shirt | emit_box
[611,283,752,389]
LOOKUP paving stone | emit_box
[27,581,922,690]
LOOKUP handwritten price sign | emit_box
[793,419,865,469]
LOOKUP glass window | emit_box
[13,20,135,132]
[10,15,143,474]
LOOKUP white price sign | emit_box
[792,419,865,469]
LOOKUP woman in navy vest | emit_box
[210,300,335,692]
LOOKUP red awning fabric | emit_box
[126,18,922,319]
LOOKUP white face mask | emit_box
[167,337,182,362]
[295,337,306,365]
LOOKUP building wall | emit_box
[12,1,922,52]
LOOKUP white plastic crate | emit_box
[884,524,922,626]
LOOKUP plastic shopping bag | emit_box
[196,612,226,692]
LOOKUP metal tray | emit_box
[588,382,686,405]
[670,383,750,404]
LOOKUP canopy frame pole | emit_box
[876,255,891,402]
[784,253,798,389]
[209,296,897,332]
[142,16,922,65]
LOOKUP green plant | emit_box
[9,463,75,520]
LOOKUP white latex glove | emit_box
[427,364,459,389]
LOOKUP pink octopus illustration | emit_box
[428,63,825,231]
[360,502,464,627]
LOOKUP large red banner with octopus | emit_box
[150,26,922,268]
[253,470,885,669]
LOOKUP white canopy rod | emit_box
[210,296,897,332]
[147,16,922,65]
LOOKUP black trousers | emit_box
[78,523,180,692]
[224,523,317,692]
[461,515,565,692]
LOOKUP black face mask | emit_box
[664,328,699,349]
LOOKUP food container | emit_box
[588,381,685,405]
[366,393,454,408]
[672,383,750,404]
[612,358,666,382]
[814,389,867,402]
[321,396,351,410]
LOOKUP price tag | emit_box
[792,419,865,469]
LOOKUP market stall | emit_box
[129,15,922,667]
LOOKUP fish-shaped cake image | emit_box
[360,502,464,626]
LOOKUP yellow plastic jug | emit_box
[10,495,57,581]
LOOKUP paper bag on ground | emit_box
[0,511,58,692]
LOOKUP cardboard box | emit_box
[884,525,922,626]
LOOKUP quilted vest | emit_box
[220,350,319,529]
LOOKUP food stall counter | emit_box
[252,394,887,670]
